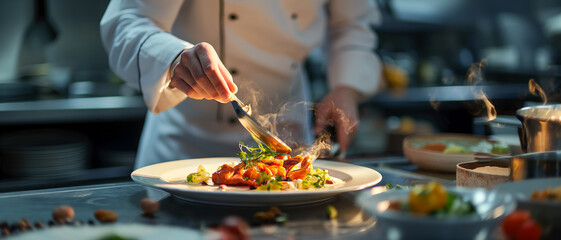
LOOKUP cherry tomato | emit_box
[516,219,542,240]
[502,210,531,238]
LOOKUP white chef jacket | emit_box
[100,0,382,169]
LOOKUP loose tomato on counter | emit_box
[408,181,448,214]
[501,210,542,240]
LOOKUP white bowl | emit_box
[403,133,507,172]
[356,186,516,240]
[494,178,561,239]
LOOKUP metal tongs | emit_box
[230,95,292,154]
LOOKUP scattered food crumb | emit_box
[52,205,75,223]
[94,209,119,223]
[140,198,160,216]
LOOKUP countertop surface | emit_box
[0,159,456,239]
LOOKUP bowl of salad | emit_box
[357,182,516,240]
[403,133,510,172]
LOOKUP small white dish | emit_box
[131,157,382,206]
[356,186,516,240]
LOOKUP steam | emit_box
[528,79,547,105]
[466,59,486,85]
[429,94,440,110]
[464,60,497,121]
[296,131,333,161]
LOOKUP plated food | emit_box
[357,182,515,240]
[186,142,333,191]
[386,182,475,216]
[403,133,509,172]
[131,157,381,206]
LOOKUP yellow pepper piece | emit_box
[408,182,448,215]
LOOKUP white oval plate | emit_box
[131,157,382,206]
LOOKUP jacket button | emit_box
[229,13,238,21]
[230,68,238,75]
[228,117,237,125]
[291,13,298,19]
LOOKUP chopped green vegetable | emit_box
[326,205,338,219]
[299,168,330,189]
[238,142,278,168]
[443,144,471,153]
[256,180,284,190]
[386,183,410,190]
[255,171,272,185]
[492,142,509,154]
[186,165,210,184]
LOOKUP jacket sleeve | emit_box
[100,0,192,113]
[326,0,383,97]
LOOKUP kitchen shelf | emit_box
[0,96,147,125]
[365,83,529,107]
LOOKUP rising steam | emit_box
[528,79,547,105]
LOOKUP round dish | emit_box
[403,133,507,172]
[494,178,561,239]
[456,160,510,189]
[356,186,516,240]
[131,157,382,206]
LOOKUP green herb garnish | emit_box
[238,141,278,168]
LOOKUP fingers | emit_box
[314,92,360,153]
[170,66,205,99]
[314,101,332,136]
[334,110,358,153]
[195,45,231,102]
[219,63,237,94]
[171,42,237,103]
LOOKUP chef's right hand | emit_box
[169,42,238,103]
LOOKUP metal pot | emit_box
[474,151,561,181]
[516,104,561,152]
[510,150,561,181]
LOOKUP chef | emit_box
[100,0,383,169]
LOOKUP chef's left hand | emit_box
[314,86,362,155]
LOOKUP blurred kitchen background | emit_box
[0,0,560,192]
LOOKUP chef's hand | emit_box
[314,86,362,155]
[169,42,237,103]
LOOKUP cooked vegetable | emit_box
[530,185,561,201]
[385,183,410,190]
[297,168,329,189]
[326,205,338,219]
[387,182,475,217]
[420,140,509,154]
[186,165,210,184]
[237,141,277,168]
[408,182,448,214]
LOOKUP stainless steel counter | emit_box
[0,160,455,239]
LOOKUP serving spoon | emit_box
[230,95,292,154]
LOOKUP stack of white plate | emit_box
[0,129,89,179]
